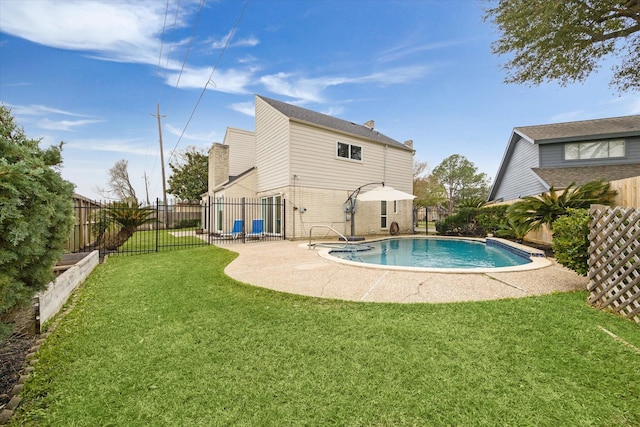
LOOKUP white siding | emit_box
[492,137,546,201]
[255,97,290,192]
[224,127,255,176]
[289,121,414,193]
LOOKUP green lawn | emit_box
[118,229,206,253]
[11,246,640,426]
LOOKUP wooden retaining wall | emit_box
[588,205,640,323]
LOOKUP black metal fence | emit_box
[65,197,286,258]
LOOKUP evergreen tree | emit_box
[0,106,75,316]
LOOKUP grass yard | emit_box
[118,229,206,253]
[10,246,640,426]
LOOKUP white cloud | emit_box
[259,66,432,104]
[164,124,219,142]
[210,30,259,49]
[6,103,94,118]
[37,118,106,131]
[65,138,152,156]
[0,0,198,66]
[377,39,464,63]
[163,66,257,94]
[230,101,255,117]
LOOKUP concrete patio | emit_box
[215,240,588,303]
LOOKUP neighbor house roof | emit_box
[532,163,640,189]
[514,115,640,144]
[257,95,413,151]
[489,115,640,201]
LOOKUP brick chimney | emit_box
[208,143,229,191]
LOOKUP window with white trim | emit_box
[380,201,387,228]
[337,142,362,161]
[564,139,625,160]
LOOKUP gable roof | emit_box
[514,115,640,144]
[532,163,640,189]
[256,95,413,151]
[489,115,640,201]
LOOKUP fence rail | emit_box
[588,205,640,323]
[65,197,285,258]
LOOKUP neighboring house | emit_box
[204,95,416,239]
[488,115,640,205]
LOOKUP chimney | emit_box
[404,140,413,149]
[363,120,375,130]
[208,143,229,191]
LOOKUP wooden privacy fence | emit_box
[588,205,640,323]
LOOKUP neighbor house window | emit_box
[565,140,625,160]
[337,142,362,161]
[381,201,387,228]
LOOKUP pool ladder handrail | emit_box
[308,225,349,249]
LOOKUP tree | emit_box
[507,179,616,231]
[100,159,137,203]
[484,0,640,93]
[0,105,75,318]
[167,147,208,201]
[431,154,490,214]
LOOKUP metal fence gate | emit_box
[65,197,286,258]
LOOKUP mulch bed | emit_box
[0,305,36,410]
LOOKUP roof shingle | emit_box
[257,95,412,151]
[515,115,640,143]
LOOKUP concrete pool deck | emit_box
[215,240,588,303]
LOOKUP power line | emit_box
[167,0,251,163]
[166,0,205,116]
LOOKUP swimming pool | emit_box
[323,237,550,273]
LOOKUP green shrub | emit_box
[0,106,74,317]
[552,208,590,276]
[174,219,200,229]
[476,205,509,234]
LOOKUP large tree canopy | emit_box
[485,0,640,92]
[0,106,74,317]
[167,147,208,201]
[431,154,490,214]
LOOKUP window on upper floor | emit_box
[337,141,362,161]
[564,139,625,160]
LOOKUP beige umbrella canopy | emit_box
[356,185,416,202]
[344,183,416,238]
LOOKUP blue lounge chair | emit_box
[222,219,243,239]
[246,219,264,239]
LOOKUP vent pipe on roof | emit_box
[364,120,375,129]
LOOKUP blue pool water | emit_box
[329,238,532,269]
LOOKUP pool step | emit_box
[486,238,546,258]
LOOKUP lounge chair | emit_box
[221,219,244,239]
[246,219,264,239]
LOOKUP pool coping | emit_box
[218,239,587,303]
[316,236,552,274]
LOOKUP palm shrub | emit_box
[552,208,590,276]
[0,106,74,323]
[495,217,533,242]
[99,202,156,250]
[507,180,616,231]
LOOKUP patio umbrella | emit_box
[356,185,416,202]
[345,183,416,238]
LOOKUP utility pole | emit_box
[143,171,151,206]
[152,104,169,227]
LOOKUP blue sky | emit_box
[1,0,639,202]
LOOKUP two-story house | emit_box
[204,95,416,240]
[488,115,640,206]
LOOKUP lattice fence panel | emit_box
[588,205,640,323]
